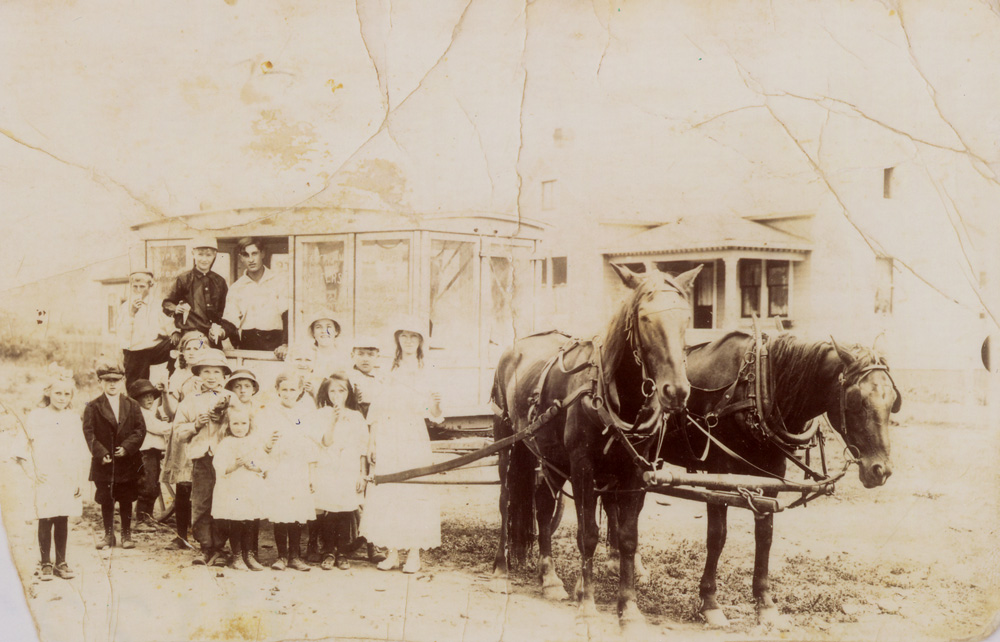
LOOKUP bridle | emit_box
[622,279,692,403]
[835,362,901,441]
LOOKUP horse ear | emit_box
[830,336,853,364]
[673,264,704,294]
[610,263,642,290]
[872,331,888,354]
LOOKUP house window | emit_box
[107,293,118,333]
[739,260,762,317]
[767,261,790,317]
[542,180,557,210]
[540,259,547,285]
[623,262,646,274]
[883,167,894,199]
[552,256,568,286]
[693,263,715,329]
[875,257,894,314]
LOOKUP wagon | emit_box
[132,207,546,432]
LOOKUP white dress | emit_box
[361,363,442,549]
[212,434,266,521]
[257,404,318,524]
[22,407,88,520]
[311,407,368,513]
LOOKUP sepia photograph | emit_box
[0,1,998,641]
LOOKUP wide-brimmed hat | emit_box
[190,236,218,251]
[225,369,260,395]
[352,335,381,351]
[190,349,232,376]
[128,379,159,399]
[392,314,429,342]
[179,330,208,350]
[94,356,125,379]
[308,310,341,337]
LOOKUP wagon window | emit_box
[430,239,477,353]
[356,237,410,343]
[298,239,350,335]
[148,244,188,297]
[488,249,532,359]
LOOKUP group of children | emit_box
[16,311,444,579]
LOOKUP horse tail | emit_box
[492,358,536,569]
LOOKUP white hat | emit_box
[352,335,381,351]
[308,310,341,337]
[190,236,218,251]
[392,314,430,341]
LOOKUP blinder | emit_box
[891,386,902,414]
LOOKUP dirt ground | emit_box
[0,367,998,642]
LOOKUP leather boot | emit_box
[96,527,115,550]
[121,527,135,549]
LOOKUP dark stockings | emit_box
[272,523,302,561]
[226,520,244,557]
[175,483,192,540]
[320,512,353,556]
[100,501,133,532]
[37,517,68,565]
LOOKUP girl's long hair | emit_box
[37,367,75,409]
[392,333,424,371]
[317,373,361,412]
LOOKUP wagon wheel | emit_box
[154,482,176,523]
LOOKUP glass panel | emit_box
[488,248,533,359]
[552,256,568,285]
[148,245,188,297]
[430,239,477,354]
[693,262,714,329]
[739,259,761,286]
[356,237,410,343]
[299,239,349,333]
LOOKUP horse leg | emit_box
[570,458,601,622]
[698,504,730,628]
[616,490,649,640]
[490,447,511,592]
[536,483,568,601]
[603,496,621,575]
[753,503,790,630]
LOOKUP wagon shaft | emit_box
[648,486,782,513]
[642,468,836,494]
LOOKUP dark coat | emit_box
[82,395,146,484]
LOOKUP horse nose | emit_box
[662,382,690,407]
[872,463,892,485]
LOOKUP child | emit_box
[16,366,87,580]
[172,349,234,566]
[129,379,170,525]
[286,343,320,406]
[223,368,263,562]
[212,406,266,571]
[159,331,209,550]
[312,373,369,570]
[308,311,348,380]
[350,336,382,419]
[363,316,443,573]
[161,236,236,348]
[82,358,147,550]
[258,371,317,571]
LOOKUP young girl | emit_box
[363,316,443,573]
[159,331,208,550]
[212,406,266,571]
[308,311,348,380]
[258,371,317,571]
[16,367,87,580]
[224,368,263,563]
[312,373,369,570]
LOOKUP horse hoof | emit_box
[542,583,569,601]
[757,606,791,631]
[619,604,649,641]
[701,608,730,628]
[488,576,511,594]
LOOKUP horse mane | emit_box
[599,271,688,384]
[768,335,890,423]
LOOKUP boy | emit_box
[350,336,382,419]
[162,236,236,349]
[117,269,175,388]
[129,379,170,526]
[82,359,147,550]
[172,349,234,565]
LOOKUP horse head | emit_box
[825,338,899,488]
[609,263,702,417]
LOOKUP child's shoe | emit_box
[402,549,421,574]
[270,558,286,571]
[245,554,265,572]
[288,557,311,572]
[230,556,248,571]
[211,552,228,567]
[53,563,75,580]
[369,544,386,563]
[377,549,399,571]
[192,551,208,566]
[39,563,54,581]
[336,556,351,571]
[96,528,115,550]
[320,554,337,571]
[121,528,135,549]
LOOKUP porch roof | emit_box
[601,213,812,257]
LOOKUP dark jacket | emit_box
[82,395,146,484]
[162,268,236,338]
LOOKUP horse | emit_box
[490,263,702,637]
[604,331,899,629]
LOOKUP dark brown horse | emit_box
[606,331,898,628]
[491,264,702,637]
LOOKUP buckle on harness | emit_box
[641,378,656,398]
[704,412,719,429]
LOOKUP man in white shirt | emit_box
[221,237,289,359]
[117,270,174,389]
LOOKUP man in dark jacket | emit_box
[162,236,235,349]
[82,358,147,550]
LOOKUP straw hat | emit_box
[189,349,232,376]
[224,369,260,395]
[308,310,341,337]
[391,314,430,342]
